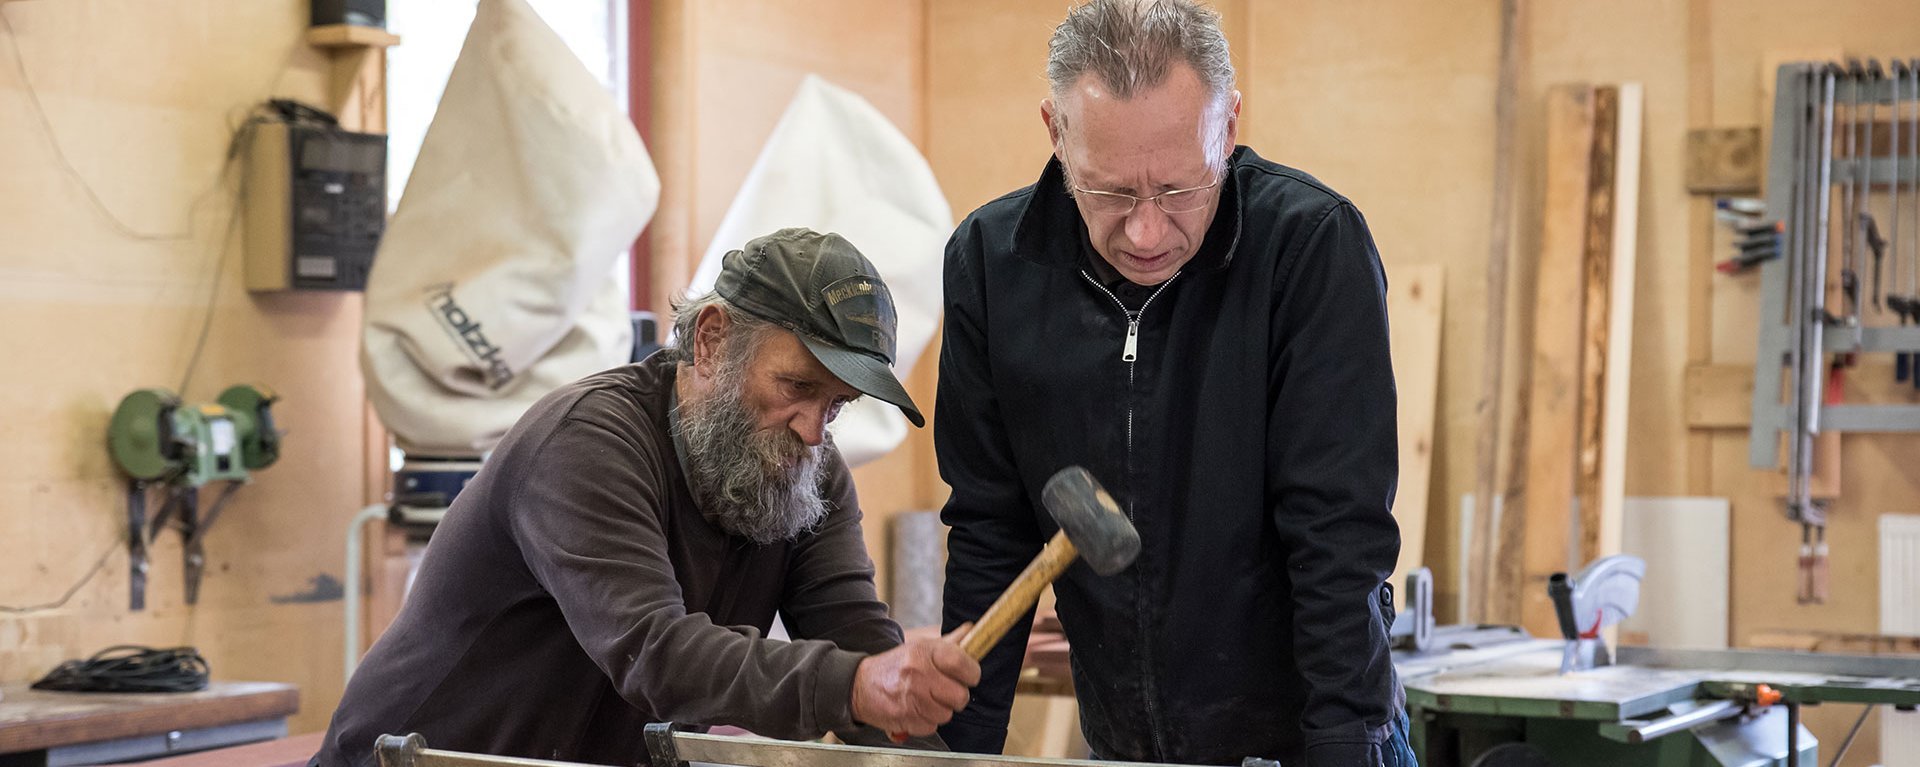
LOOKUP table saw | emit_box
[1398,631,1920,765]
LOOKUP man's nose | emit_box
[789,406,830,447]
[1124,201,1169,249]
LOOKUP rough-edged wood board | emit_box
[0,683,297,754]
[1509,84,1597,636]
[1471,0,1526,623]
[1596,83,1644,564]
[1575,86,1619,568]
[1684,127,1761,194]
[1388,264,1444,599]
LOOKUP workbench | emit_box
[0,681,298,767]
[1397,637,1920,766]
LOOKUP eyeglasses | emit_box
[1069,177,1222,215]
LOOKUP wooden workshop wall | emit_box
[646,0,939,598]
[1697,2,1920,759]
[923,0,1917,639]
[922,2,1920,758]
[0,0,360,736]
[1701,0,1920,647]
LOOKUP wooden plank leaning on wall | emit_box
[1388,265,1444,603]
[1493,83,1642,637]
[1508,84,1597,635]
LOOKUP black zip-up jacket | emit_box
[937,147,1402,766]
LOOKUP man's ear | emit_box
[691,305,731,371]
[1221,90,1243,160]
[1041,97,1063,153]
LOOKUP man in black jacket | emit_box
[935,2,1413,765]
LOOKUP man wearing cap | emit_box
[314,228,976,767]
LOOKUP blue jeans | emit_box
[1384,708,1418,767]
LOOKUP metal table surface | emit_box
[1397,640,1920,722]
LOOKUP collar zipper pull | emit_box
[1123,319,1139,362]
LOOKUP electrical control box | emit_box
[244,120,387,292]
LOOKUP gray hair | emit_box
[1047,0,1236,166]
[1048,0,1234,108]
[665,290,774,365]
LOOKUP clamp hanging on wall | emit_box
[1750,59,1920,604]
[108,385,282,610]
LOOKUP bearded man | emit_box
[314,228,978,767]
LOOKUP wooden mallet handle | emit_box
[958,530,1079,659]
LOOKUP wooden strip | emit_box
[305,24,400,50]
[1684,127,1762,194]
[1684,0,1714,497]
[1598,84,1645,564]
[1576,86,1620,567]
[0,683,297,753]
[646,0,698,315]
[1510,84,1597,636]
[1472,0,1525,623]
[1388,264,1444,597]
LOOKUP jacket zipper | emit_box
[1079,271,1181,460]
[1078,269,1178,760]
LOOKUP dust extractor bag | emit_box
[362,0,657,456]
[687,75,951,467]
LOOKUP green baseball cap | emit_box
[714,228,925,428]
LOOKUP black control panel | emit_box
[285,125,386,291]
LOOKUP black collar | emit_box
[1012,146,1248,274]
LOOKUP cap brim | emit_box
[799,336,925,428]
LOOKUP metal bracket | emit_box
[375,733,428,767]
[644,723,690,767]
[127,480,150,611]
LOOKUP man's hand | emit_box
[850,624,980,737]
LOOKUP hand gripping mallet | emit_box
[893,466,1139,741]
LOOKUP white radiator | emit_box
[1882,514,1920,766]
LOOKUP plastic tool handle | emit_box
[1548,573,1581,641]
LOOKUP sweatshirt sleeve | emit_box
[778,456,946,750]
[507,411,867,740]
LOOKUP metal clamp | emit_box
[376,733,429,767]
[645,723,690,767]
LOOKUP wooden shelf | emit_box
[306,24,400,50]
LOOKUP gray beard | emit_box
[673,344,831,545]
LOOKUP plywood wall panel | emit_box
[1241,2,1499,614]
[0,0,356,736]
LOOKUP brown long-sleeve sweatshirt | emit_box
[313,354,907,767]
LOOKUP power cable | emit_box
[32,645,210,693]
[0,540,120,614]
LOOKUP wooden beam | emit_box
[1509,84,1597,635]
[1683,0,1714,498]
[1575,86,1619,568]
[628,0,655,311]
[1471,0,1526,624]
[1595,83,1643,566]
